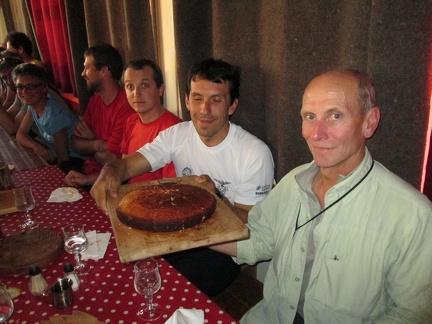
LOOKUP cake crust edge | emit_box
[116,183,217,232]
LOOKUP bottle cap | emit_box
[29,265,41,276]
[64,263,74,273]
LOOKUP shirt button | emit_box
[301,247,305,252]
[290,305,295,310]
[295,277,300,282]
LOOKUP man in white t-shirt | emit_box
[91,58,274,296]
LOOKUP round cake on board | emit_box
[116,182,217,232]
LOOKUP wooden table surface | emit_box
[0,124,47,171]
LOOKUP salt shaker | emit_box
[63,263,80,291]
[29,265,48,296]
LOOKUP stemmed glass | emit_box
[134,258,162,321]
[62,223,90,275]
[0,284,14,323]
[14,186,38,229]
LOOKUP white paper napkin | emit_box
[47,187,83,203]
[81,230,111,261]
[164,308,204,324]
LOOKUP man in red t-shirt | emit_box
[65,44,134,187]
[120,58,182,183]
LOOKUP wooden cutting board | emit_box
[0,189,17,216]
[0,228,64,275]
[107,176,249,263]
[41,311,104,324]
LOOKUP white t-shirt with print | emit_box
[137,121,274,206]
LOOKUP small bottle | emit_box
[63,263,80,291]
[29,265,48,296]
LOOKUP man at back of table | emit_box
[71,44,134,182]
[4,31,44,68]
[91,58,275,296]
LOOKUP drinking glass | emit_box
[62,223,90,275]
[14,186,38,229]
[134,258,162,321]
[0,284,14,323]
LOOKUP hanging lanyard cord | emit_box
[294,160,375,236]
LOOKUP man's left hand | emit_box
[195,174,217,193]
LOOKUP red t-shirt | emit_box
[121,109,182,183]
[82,88,134,175]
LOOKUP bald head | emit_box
[300,69,381,174]
[305,70,377,115]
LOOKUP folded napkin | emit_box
[165,308,204,324]
[81,230,111,261]
[47,187,83,203]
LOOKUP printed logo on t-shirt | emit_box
[256,184,271,196]
[214,179,230,196]
[182,167,192,177]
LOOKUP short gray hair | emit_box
[338,69,377,114]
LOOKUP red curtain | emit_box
[423,95,432,200]
[425,149,432,200]
[29,0,75,94]
[423,37,432,201]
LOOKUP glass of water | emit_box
[0,283,14,323]
[62,223,90,275]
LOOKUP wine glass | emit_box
[62,223,90,275]
[0,283,14,323]
[134,258,162,321]
[14,186,38,229]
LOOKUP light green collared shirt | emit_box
[237,149,432,323]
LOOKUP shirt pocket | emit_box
[310,228,386,317]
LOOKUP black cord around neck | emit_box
[293,160,375,236]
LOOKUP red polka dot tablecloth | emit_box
[0,165,239,324]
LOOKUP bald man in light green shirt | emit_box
[212,69,432,323]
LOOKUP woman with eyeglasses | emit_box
[13,63,85,173]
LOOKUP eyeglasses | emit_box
[15,83,44,91]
